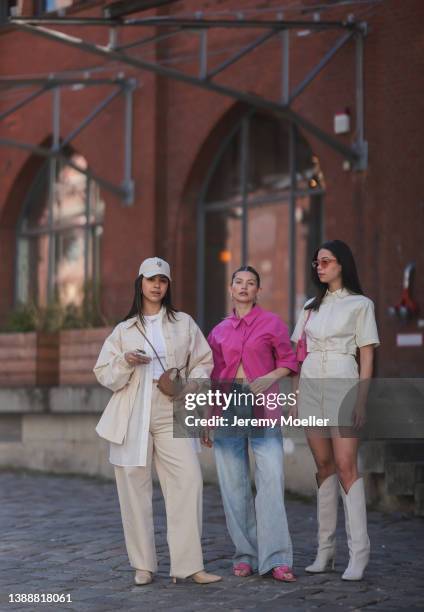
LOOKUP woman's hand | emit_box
[250,376,274,395]
[352,402,367,430]
[124,351,152,366]
[288,401,298,420]
[200,428,213,448]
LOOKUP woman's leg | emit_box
[113,436,157,573]
[151,388,204,579]
[214,436,258,571]
[331,434,359,493]
[250,430,293,575]
[306,427,337,485]
[304,428,339,573]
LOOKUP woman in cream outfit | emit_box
[291,240,379,581]
[94,257,221,586]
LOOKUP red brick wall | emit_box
[1,0,423,376]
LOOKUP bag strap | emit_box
[135,321,167,373]
[135,320,191,375]
[301,308,312,336]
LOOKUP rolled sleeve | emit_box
[187,318,214,379]
[93,325,135,392]
[207,329,227,381]
[356,299,380,348]
[272,319,299,374]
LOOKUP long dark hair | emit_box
[306,240,363,311]
[122,274,178,326]
[231,265,261,287]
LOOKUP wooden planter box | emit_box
[0,332,59,387]
[59,327,112,386]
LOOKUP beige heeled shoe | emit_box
[134,569,153,585]
[172,570,222,584]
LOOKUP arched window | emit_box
[16,153,105,308]
[198,111,325,332]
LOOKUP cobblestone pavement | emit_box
[0,471,423,612]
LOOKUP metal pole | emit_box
[84,177,91,294]
[355,26,367,169]
[199,30,208,79]
[123,80,135,205]
[240,116,249,266]
[47,87,61,302]
[288,122,297,330]
[196,198,205,329]
[281,29,290,104]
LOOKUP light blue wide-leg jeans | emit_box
[214,429,293,574]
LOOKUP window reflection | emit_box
[202,112,324,332]
[16,154,105,308]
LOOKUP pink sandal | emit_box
[272,565,297,582]
[233,562,253,577]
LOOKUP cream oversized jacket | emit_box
[93,308,213,463]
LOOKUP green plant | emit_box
[3,302,38,332]
[2,283,108,333]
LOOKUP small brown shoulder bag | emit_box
[136,323,190,398]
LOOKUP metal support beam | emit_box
[123,81,135,205]
[0,87,47,122]
[207,30,276,80]
[198,29,208,80]
[0,138,128,198]
[289,29,355,103]
[240,116,249,266]
[0,77,130,89]
[116,28,180,52]
[354,25,367,170]
[13,23,360,163]
[7,17,358,30]
[288,122,297,331]
[61,86,123,148]
[47,87,61,301]
[281,29,290,104]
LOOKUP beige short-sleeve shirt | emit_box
[291,288,380,356]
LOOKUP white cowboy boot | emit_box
[306,473,338,573]
[340,477,370,581]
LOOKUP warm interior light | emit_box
[219,250,232,263]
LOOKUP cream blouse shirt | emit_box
[291,288,380,359]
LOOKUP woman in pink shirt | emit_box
[205,266,298,582]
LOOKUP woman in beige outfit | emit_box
[94,257,221,586]
[291,240,379,581]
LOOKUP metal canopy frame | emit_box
[0,75,136,203]
[1,5,370,207]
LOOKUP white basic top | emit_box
[109,313,168,466]
[291,287,380,356]
[144,314,167,379]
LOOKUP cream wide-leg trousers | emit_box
[114,385,204,579]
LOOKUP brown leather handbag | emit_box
[136,323,190,398]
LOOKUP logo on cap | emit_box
[156,260,162,267]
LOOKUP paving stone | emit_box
[0,471,423,611]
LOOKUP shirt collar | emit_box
[230,304,263,328]
[122,306,166,329]
[324,287,351,299]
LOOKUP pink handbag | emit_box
[296,310,311,364]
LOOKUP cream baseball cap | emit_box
[138,257,172,281]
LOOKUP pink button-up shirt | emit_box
[208,305,298,382]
